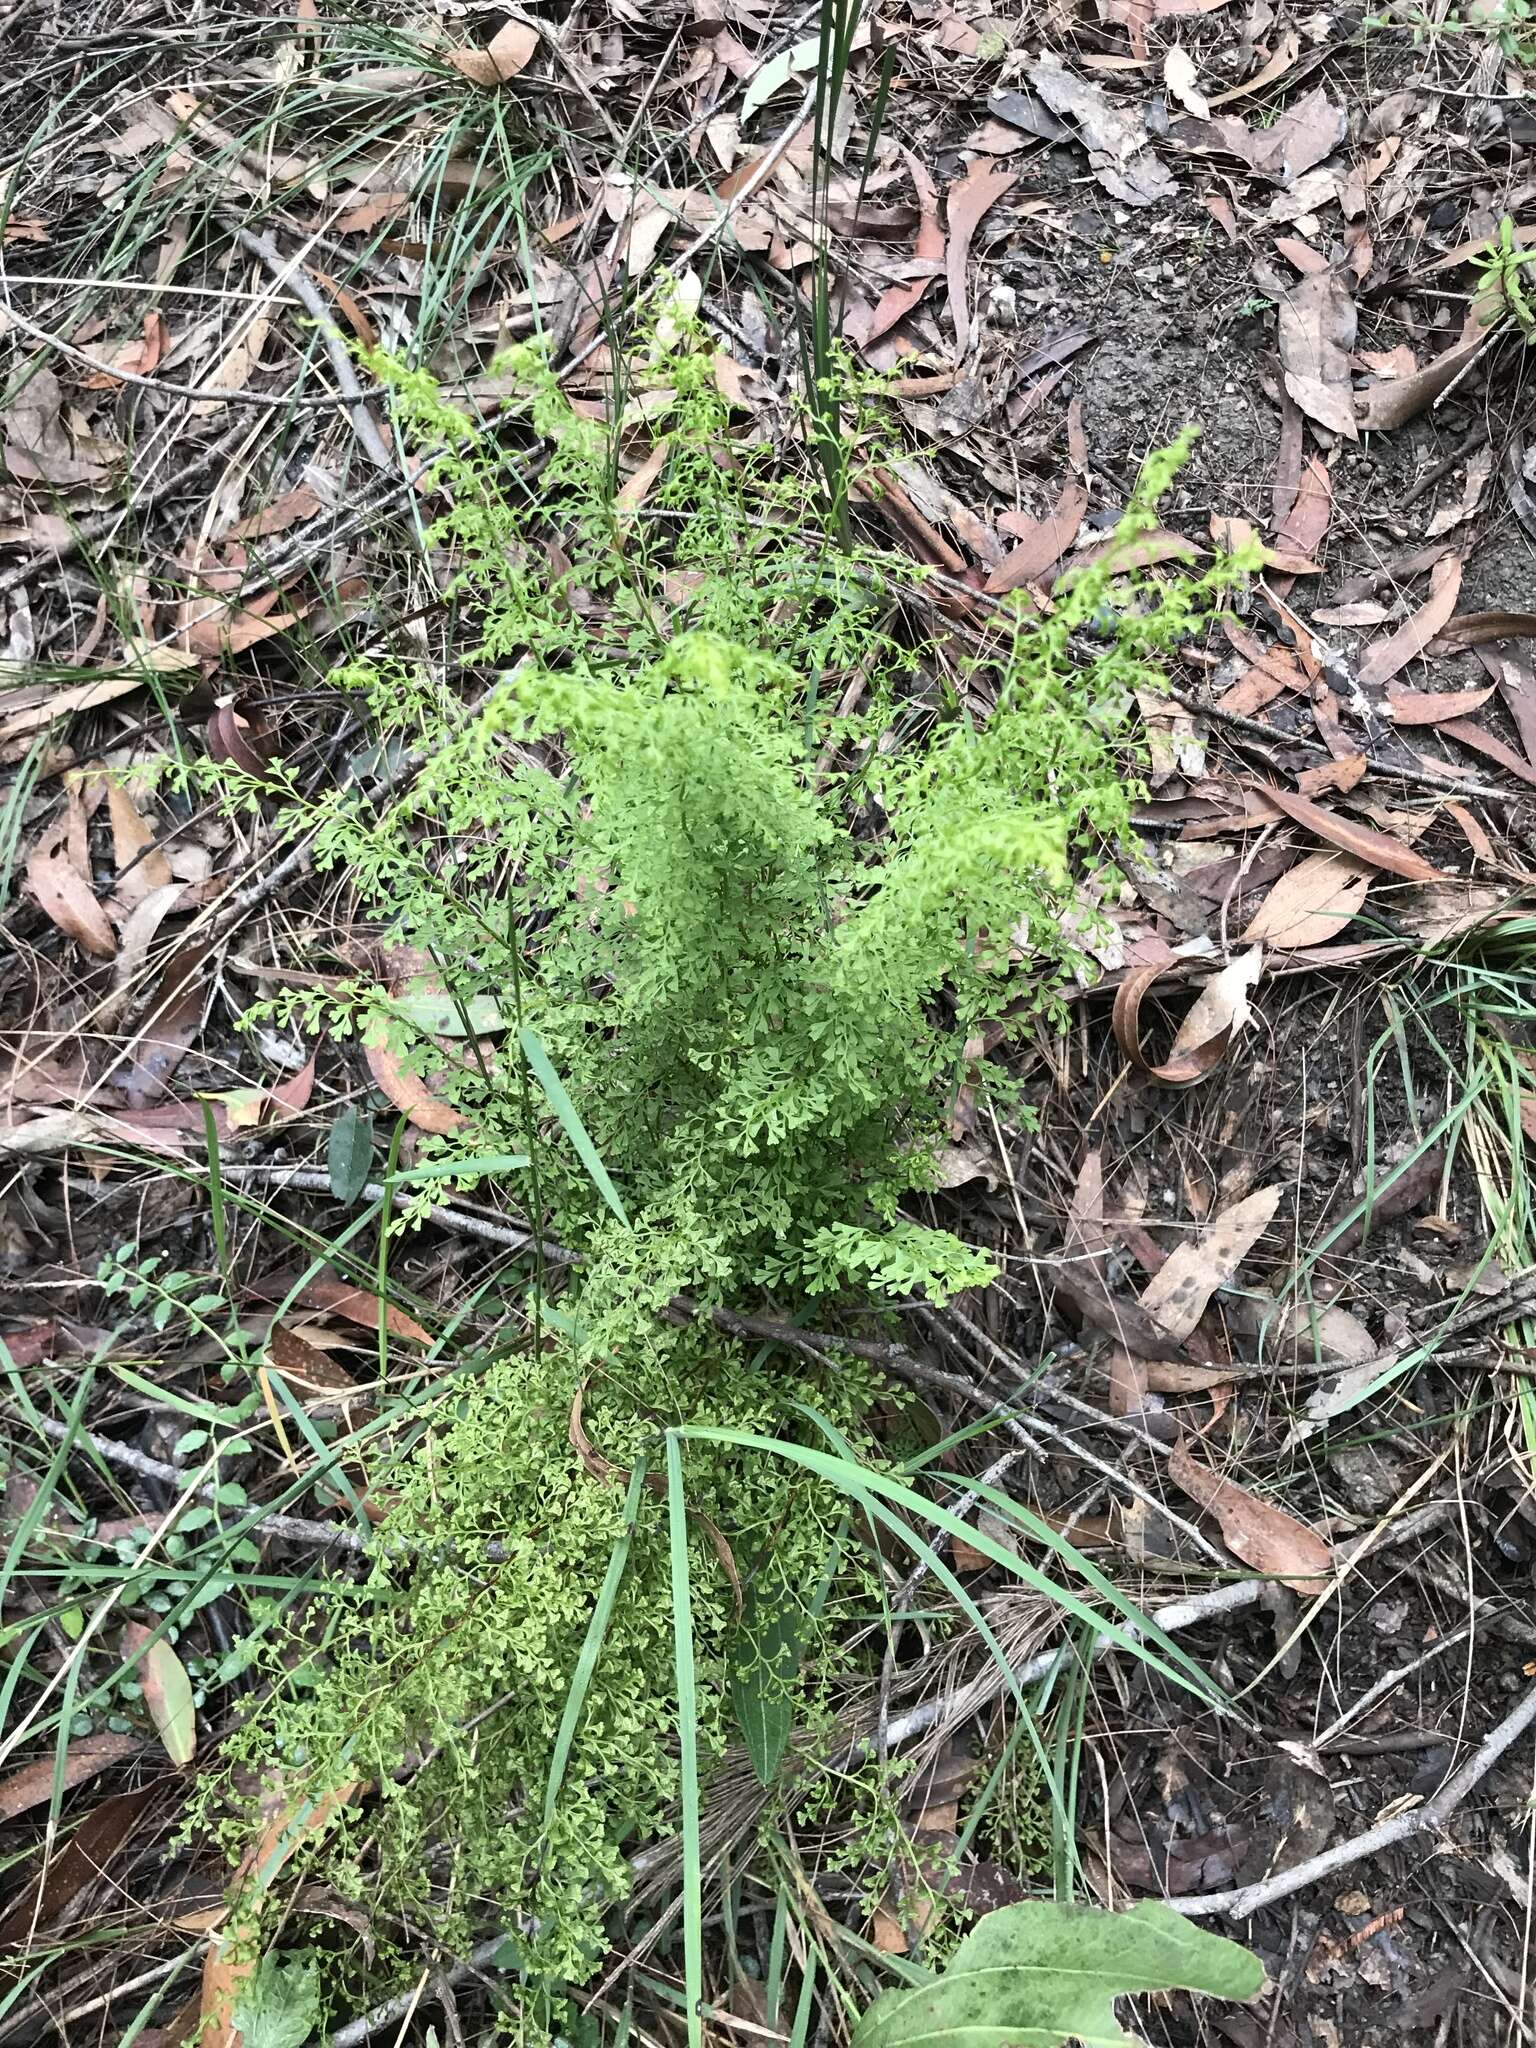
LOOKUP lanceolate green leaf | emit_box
[853,1901,1263,2048]
[729,1569,803,1786]
[327,1106,375,1205]
[519,1025,630,1227]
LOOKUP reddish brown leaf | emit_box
[985,481,1086,594]
[944,162,1016,360]
[1439,718,1536,789]
[26,842,116,957]
[1355,553,1464,690]
[1253,782,1443,881]
[1275,453,1331,560]
[105,782,172,904]
[363,1037,465,1133]
[125,942,210,1106]
[1384,682,1496,725]
[230,485,324,541]
[1242,850,1372,948]
[0,1735,143,1825]
[0,1788,155,1944]
[1111,949,1260,1087]
[860,148,943,348]
[1168,1438,1333,1592]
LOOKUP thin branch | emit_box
[1168,1677,1536,1920]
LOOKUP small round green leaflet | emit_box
[851,1901,1263,2048]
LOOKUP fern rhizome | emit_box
[205,305,1250,2012]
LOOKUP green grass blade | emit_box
[666,1431,703,2048]
[519,1025,630,1226]
[544,1457,649,1829]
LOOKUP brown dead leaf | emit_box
[0,1735,142,1825]
[26,806,115,958]
[986,481,1086,593]
[446,17,539,85]
[363,1036,466,1135]
[858,148,943,348]
[1439,718,1536,789]
[105,782,172,904]
[1242,850,1372,947]
[1168,1438,1333,1591]
[945,162,1016,360]
[1276,268,1357,439]
[1172,87,1345,182]
[80,312,170,389]
[125,941,209,1106]
[0,1787,155,1946]
[1355,553,1464,690]
[1355,325,1486,433]
[190,314,272,415]
[1252,783,1443,881]
[1139,1184,1282,1341]
[1384,682,1496,726]
[1275,454,1331,561]
[3,365,106,485]
[1111,947,1261,1086]
[1430,610,1536,652]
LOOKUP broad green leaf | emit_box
[122,1622,196,1765]
[327,1106,375,1204]
[231,1953,321,2048]
[729,1571,802,1785]
[392,984,506,1036]
[853,1901,1263,2048]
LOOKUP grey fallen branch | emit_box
[27,1412,367,1554]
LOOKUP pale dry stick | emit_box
[214,1164,571,1261]
[23,1410,369,1554]
[231,225,395,473]
[1168,1674,1536,1921]
[1310,1621,1476,1752]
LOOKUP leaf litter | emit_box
[3,0,1536,2039]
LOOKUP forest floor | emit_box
[1,0,1536,2042]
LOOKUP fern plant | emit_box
[196,304,1254,2022]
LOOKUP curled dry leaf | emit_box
[1355,326,1486,433]
[1139,1183,1282,1341]
[1241,850,1372,948]
[207,701,279,782]
[1168,1437,1333,1592]
[1252,783,1443,882]
[1429,609,1536,652]
[1112,947,1262,1086]
[1355,552,1463,690]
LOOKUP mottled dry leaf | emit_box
[1140,1184,1282,1341]
[1242,850,1371,947]
[1028,58,1178,206]
[1355,553,1463,690]
[1168,1438,1333,1591]
[945,162,1016,359]
[1277,268,1357,439]
[1252,783,1442,881]
[105,783,172,904]
[1440,718,1536,788]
